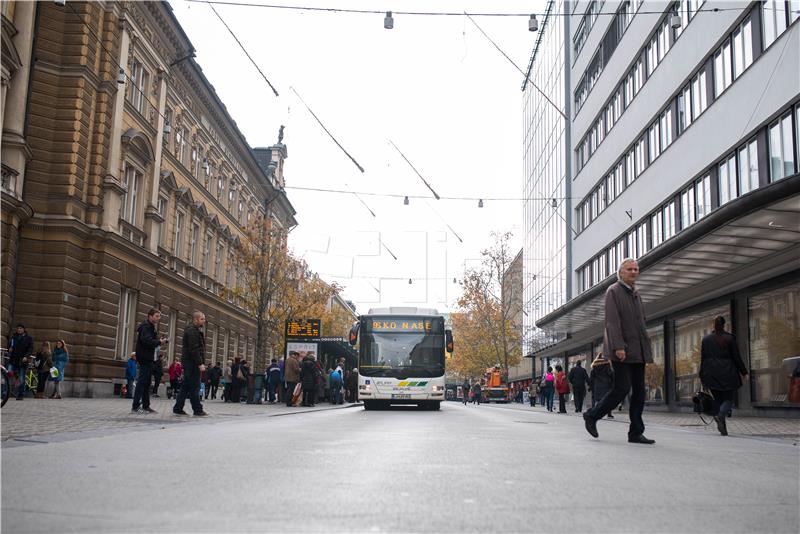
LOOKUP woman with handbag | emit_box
[34,341,52,398]
[555,365,570,413]
[51,340,69,399]
[699,316,748,436]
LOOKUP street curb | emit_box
[268,403,363,417]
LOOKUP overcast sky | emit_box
[171,0,546,313]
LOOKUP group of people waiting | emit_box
[5,324,69,400]
[281,351,358,407]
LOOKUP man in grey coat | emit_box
[583,259,655,445]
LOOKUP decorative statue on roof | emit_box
[278,125,285,144]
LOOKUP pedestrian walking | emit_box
[328,366,343,405]
[125,352,137,399]
[589,355,614,419]
[284,351,300,407]
[7,324,34,400]
[132,309,167,414]
[266,359,281,403]
[300,354,318,407]
[173,311,208,416]
[33,341,52,399]
[471,381,482,405]
[208,362,221,399]
[583,259,655,445]
[700,316,748,436]
[528,380,538,407]
[222,359,232,402]
[462,379,470,405]
[50,340,69,399]
[568,361,590,412]
[347,367,359,403]
[555,365,569,413]
[151,351,164,397]
[542,367,556,411]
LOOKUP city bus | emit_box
[348,307,453,411]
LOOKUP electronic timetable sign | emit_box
[285,319,321,339]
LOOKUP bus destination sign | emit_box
[285,319,321,339]
[370,319,432,332]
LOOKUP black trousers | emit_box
[586,362,646,437]
[558,393,567,413]
[132,362,153,410]
[302,389,316,406]
[573,387,586,412]
[209,382,219,399]
[37,371,49,393]
[174,364,203,414]
[285,381,297,406]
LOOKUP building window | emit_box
[749,281,800,405]
[175,127,186,165]
[129,60,149,115]
[156,196,168,248]
[696,173,711,220]
[116,288,138,360]
[625,150,635,186]
[762,0,795,49]
[713,38,733,97]
[681,185,696,230]
[191,146,198,177]
[738,138,760,196]
[228,183,236,210]
[674,305,731,403]
[651,211,664,248]
[732,17,753,79]
[190,223,200,267]
[215,242,224,279]
[174,210,185,258]
[635,137,646,176]
[674,0,701,40]
[121,165,141,226]
[691,71,708,119]
[646,324,666,402]
[718,152,738,206]
[768,112,796,181]
[202,233,212,274]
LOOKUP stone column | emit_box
[101,15,132,232]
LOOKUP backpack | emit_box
[544,373,554,387]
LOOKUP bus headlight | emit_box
[432,385,444,392]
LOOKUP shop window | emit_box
[673,305,731,403]
[646,324,665,402]
[749,282,800,405]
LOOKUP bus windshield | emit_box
[359,317,445,378]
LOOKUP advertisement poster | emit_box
[285,342,319,360]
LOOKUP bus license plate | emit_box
[392,394,411,399]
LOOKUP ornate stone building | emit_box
[1,1,296,395]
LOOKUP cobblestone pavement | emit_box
[0,395,359,444]
[476,402,800,443]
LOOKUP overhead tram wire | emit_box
[284,185,577,202]
[208,3,280,96]
[184,1,739,18]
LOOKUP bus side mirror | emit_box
[445,329,453,353]
[348,323,360,346]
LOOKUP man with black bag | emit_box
[132,309,166,414]
[173,311,209,416]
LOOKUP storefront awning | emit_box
[537,174,800,339]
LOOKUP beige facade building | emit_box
[1,1,296,395]
[503,249,531,386]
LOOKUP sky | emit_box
[171,0,545,313]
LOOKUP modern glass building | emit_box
[522,0,571,376]
[535,1,799,415]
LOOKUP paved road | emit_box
[2,402,798,533]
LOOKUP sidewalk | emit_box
[477,401,800,443]
[0,396,360,445]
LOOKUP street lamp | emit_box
[528,14,539,32]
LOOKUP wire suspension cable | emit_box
[209,3,280,96]
[389,140,440,200]
[290,87,365,173]
[285,185,576,202]
[184,0,738,18]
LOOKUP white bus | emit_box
[349,307,453,411]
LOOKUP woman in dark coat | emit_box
[700,316,748,436]
[589,354,614,419]
[300,355,318,407]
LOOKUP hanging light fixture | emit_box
[384,11,394,30]
[478,199,484,208]
[117,68,126,84]
[404,196,409,205]
[670,13,682,30]
[528,14,539,32]
[550,198,557,208]
[408,278,412,284]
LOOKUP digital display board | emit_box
[285,319,321,339]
